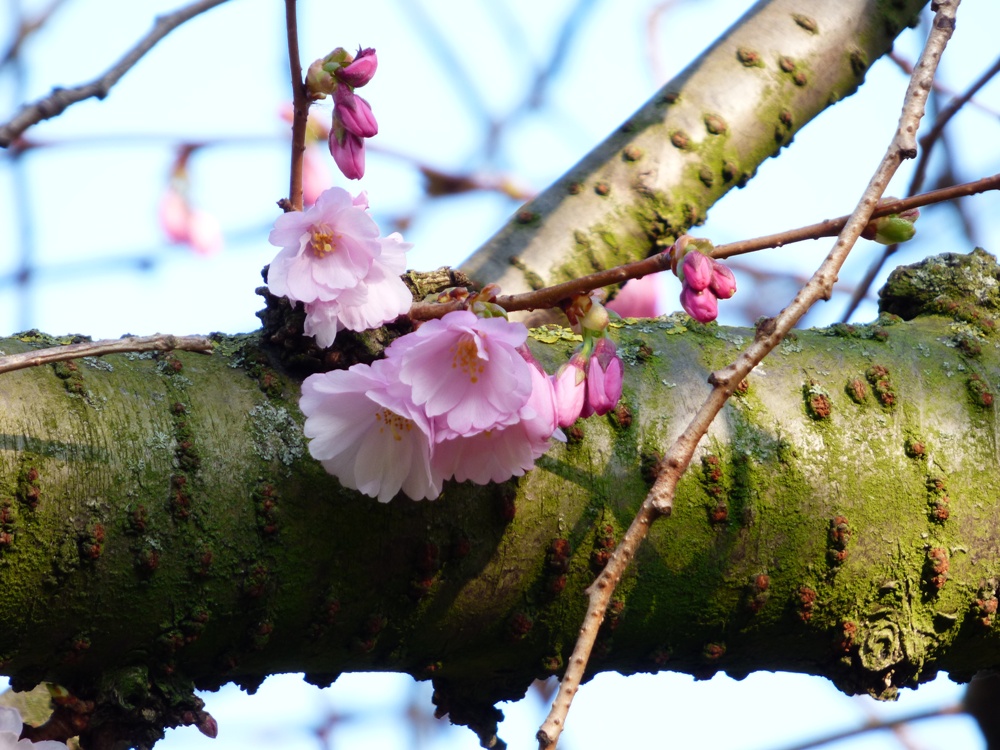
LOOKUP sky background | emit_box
[1,0,998,747]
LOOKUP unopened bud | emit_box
[681,286,718,323]
[335,47,377,87]
[862,199,919,245]
[709,261,736,299]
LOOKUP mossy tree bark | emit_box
[2,251,1000,748]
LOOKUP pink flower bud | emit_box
[329,116,366,179]
[582,337,623,417]
[552,351,587,427]
[196,712,219,739]
[680,286,718,323]
[709,260,736,299]
[335,47,377,87]
[680,250,713,292]
[334,88,378,138]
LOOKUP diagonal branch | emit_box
[840,51,1000,321]
[0,0,233,149]
[535,1,961,746]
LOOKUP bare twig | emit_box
[406,173,1000,322]
[0,0,69,70]
[0,334,213,375]
[282,0,308,213]
[772,704,962,750]
[535,2,960,746]
[889,50,1000,118]
[0,0,232,148]
[841,53,1000,320]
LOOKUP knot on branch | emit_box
[879,248,1000,332]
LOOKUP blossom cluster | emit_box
[301,311,567,501]
[266,186,626,501]
[0,707,69,750]
[671,235,737,323]
[306,47,379,179]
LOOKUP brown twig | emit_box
[772,704,962,750]
[0,0,232,149]
[841,53,1000,320]
[0,0,69,70]
[406,173,1000,322]
[0,334,213,375]
[535,1,960,746]
[890,50,1000,118]
[282,0,308,213]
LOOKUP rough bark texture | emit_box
[2,250,1000,747]
[460,0,928,302]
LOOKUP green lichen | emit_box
[247,404,306,469]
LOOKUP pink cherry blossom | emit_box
[551,349,587,427]
[607,274,664,318]
[335,47,377,87]
[680,285,719,322]
[302,233,414,347]
[158,188,224,256]
[387,310,533,439]
[267,186,381,304]
[301,359,439,502]
[581,337,623,417]
[431,351,562,484]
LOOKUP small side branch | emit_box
[0,0,232,148]
[0,334,213,375]
[773,704,962,750]
[405,174,1000,321]
[282,0,308,212]
[536,1,960,746]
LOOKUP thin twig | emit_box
[841,53,1000,320]
[282,0,308,212]
[889,50,1000,118]
[0,334,213,375]
[0,0,232,148]
[0,0,68,70]
[773,704,963,750]
[535,2,960,746]
[407,173,1000,321]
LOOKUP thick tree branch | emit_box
[460,0,929,303]
[0,0,232,148]
[4,246,1000,748]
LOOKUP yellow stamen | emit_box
[309,223,339,258]
[451,334,485,384]
[375,408,414,442]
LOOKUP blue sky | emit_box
[1,0,998,747]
